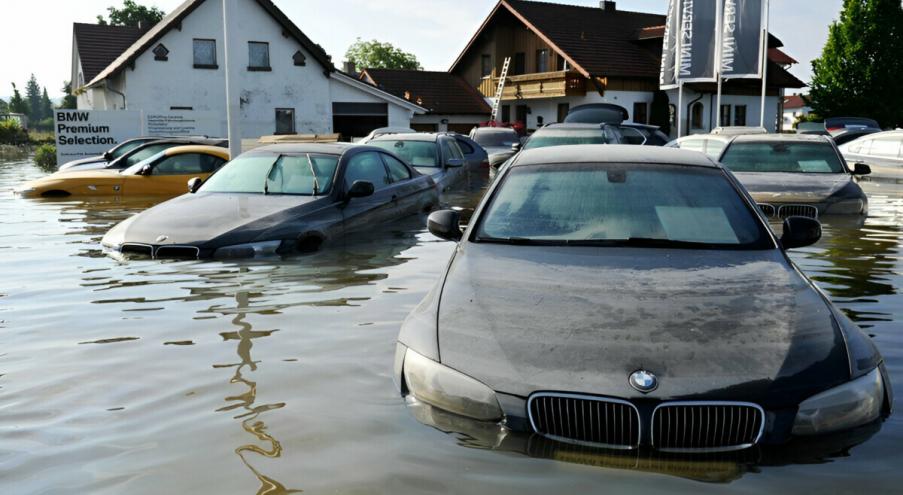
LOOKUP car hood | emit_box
[732,172,851,204]
[106,192,321,247]
[437,244,848,406]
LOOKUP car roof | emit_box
[620,122,661,131]
[371,133,441,142]
[863,129,903,138]
[164,145,230,159]
[250,143,354,154]
[538,123,605,130]
[730,133,833,143]
[473,127,517,133]
[511,144,720,168]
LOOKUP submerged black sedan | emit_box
[394,145,892,453]
[102,143,438,258]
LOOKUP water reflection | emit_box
[214,291,299,494]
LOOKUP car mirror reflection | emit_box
[781,216,822,249]
[427,209,462,241]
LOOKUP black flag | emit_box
[720,0,766,79]
[678,0,720,83]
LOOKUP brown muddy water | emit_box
[0,157,901,494]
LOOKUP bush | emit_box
[33,143,57,170]
[0,119,27,145]
[27,130,55,145]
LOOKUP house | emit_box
[783,94,813,129]
[71,0,424,139]
[451,0,806,137]
[359,69,491,133]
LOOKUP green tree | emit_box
[809,0,903,128]
[40,88,54,120]
[60,81,77,109]
[344,38,422,71]
[97,0,165,27]
[0,97,7,113]
[25,74,42,121]
[8,83,28,115]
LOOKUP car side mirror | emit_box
[852,162,871,175]
[139,164,152,176]
[511,142,521,152]
[427,209,463,241]
[102,151,112,160]
[347,180,375,199]
[446,158,465,168]
[781,216,822,249]
[187,177,203,193]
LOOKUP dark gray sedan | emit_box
[102,143,438,259]
[394,145,891,453]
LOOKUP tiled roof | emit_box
[73,23,145,83]
[784,95,810,109]
[360,69,491,115]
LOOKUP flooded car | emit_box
[395,145,892,454]
[368,133,467,191]
[15,145,229,199]
[718,134,871,217]
[101,143,438,259]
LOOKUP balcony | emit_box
[478,70,586,100]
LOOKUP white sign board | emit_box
[145,111,223,137]
[54,110,142,165]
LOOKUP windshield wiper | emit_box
[306,153,320,196]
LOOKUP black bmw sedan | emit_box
[394,145,892,453]
[102,143,438,259]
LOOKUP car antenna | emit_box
[306,153,320,196]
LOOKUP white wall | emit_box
[665,88,780,137]
[328,76,415,128]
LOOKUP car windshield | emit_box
[473,131,519,147]
[370,140,439,167]
[475,163,768,249]
[523,129,611,150]
[110,139,151,159]
[720,141,845,173]
[121,151,167,175]
[199,153,338,195]
[113,143,175,169]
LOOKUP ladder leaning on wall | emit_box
[489,57,512,124]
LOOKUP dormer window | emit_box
[153,44,169,61]
[293,50,306,67]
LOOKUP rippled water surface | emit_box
[1,157,901,494]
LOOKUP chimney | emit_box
[601,1,616,11]
[343,61,357,75]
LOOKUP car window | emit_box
[869,137,902,158]
[200,153,338,194]
[152,153,220,175]
[382,154,411,182]
[720,142,845,173]
[110,139,151,159]
[473,130,519,147]
[442,140,464,161]
[524,128,612,150]
[455,139,475,154]
[265,154,339,195]
[705,140,727,158]
[121,144,175,168]
[370,140,439,167]
[344,151,390,191]
[475,163,768,249]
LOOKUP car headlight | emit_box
[402,347,502,421]
[213,240,282,259]
[825,198,866,215]
[793,368,884,435]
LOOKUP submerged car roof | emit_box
[250,143,355,155]
[730,134,833,144]
[511,144,720,168]
[370,133,444,142]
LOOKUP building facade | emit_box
[72,0,423,140]
[451,0,805,137]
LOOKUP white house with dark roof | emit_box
[71,0,424,139]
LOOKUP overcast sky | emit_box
[0,0,842,99]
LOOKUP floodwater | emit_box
[0,156,901,494]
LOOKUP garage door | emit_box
[333,102,388,141]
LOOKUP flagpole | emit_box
[222,0,241,160]
[759,0,770,128]
[677,82,684,137]
[675,0,684,138]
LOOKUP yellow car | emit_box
[15,145,230,199]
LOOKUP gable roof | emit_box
[451,0,802,87]
[783,94,810,109]
[331,71,427,114]
[73,23,145,83]
[85,0,334,88]
[359,69,491,115]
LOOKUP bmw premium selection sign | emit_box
[678,0,720,83]
[54,110,142,164]
[720,0,765,79]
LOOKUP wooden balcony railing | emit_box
[478,70,586,100]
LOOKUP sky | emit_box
[0,0,843,99]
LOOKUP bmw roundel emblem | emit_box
[629,370,658,393]
[155,235,169,243]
